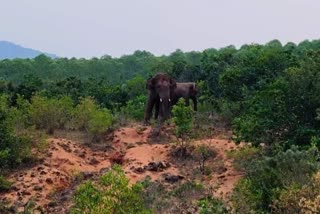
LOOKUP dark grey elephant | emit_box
[154,82,198,119]
[172,82,198,111]
[144,73,177,124]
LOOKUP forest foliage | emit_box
[1,39,320,212]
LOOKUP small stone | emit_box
[37,166,44,171]
[133,167,145,174]
[100,167,110,174]
[21,190,31,196]
[89,157,100,165]
[83,171,94,179]
[11,185,20,191]
[218,175,226,179]
[164,174,184,183]
[34,185,43,191]
[217,167,227,174]
[45,178,53,184]
[47,201,57,207]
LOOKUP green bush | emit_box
[272,171,320,213]
[233,51,320,148]
[172,98,195,157]
[231,146,320,213]
[29,95,73,134]
[0,176,11,192]
[172,98,194,138]
[71,165,150,214]
[198,197,228,214]
[0,109,32,172]
[72,97,113,140]
[227,145,261,171]
[121,95,146,120]
[87,108,113,140]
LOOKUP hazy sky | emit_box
[1,0,319,58]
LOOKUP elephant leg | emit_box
[144,94,156,124]
[192,96,198,111]
[154,99,160,119]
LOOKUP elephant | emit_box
[172,82,198,111]
[154,82,198,119]
[144,73,177,124]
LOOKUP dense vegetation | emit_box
[1,39,320,212]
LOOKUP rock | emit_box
[11,185,20,191]
[218,175,226,179]
[79,152,86,158]
[33,185,43,191]
[99,167,110,174]
[21,190,31,196]
[109,151,125,165]
[133,167,145,174]
[37,166,44,171]
[45,178,53,184]
[83,171,94,179]
[146,161,170,171]
[89,157,100,165]
[53,171,61,176]
[40,170,47,175]
[164,174,184,183]
[47,201,57,207]
[217,166,228,174]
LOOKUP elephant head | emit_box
[145,73,176,122]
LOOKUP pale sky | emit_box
[1,0,319,58]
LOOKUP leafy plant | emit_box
[71,165,150,214]
[0,176,11,192]
[29,95,73,134]
[194,145,217,174]
[121,95,146,120]
[198,197,228,214]
[172,98,194,157]
[231,146,320,213]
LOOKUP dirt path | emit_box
[0,125,242,212]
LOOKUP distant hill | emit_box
[0,41,57,59]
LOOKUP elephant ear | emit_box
[146,77,155,90]
[169,78,177,89]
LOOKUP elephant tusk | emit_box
[169,98,171,102]
[160,98,163,102]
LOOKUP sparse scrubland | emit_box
[0,39,320,213]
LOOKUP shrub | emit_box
[172,98,194,138]
[0,110,32,172]
[198,197,228,214]
[71,165,150,214]
[121,95,146,120]
[29,95,73,134]
[72,97,98,131]
[194,145,217,174]
[231,146,320,213]
[272,171,320,213]
[227,145,261,171]
[0,176,11,192]
[172,98,194,157]
[87,108,113,140]
[72,97,113,141]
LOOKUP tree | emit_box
[172,98,194,157]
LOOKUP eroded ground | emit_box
[0,124,243,213]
